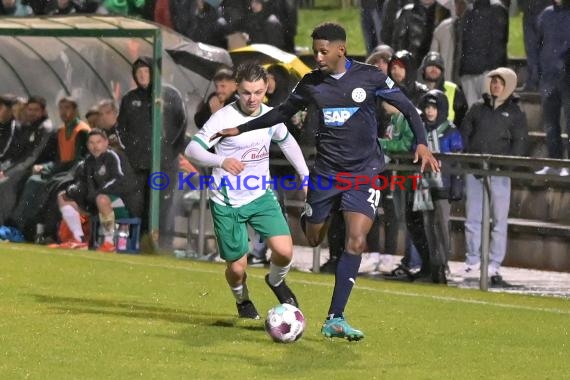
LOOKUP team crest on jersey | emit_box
[241,145,269,162]
[351,88,366,103]
[323,107,359,127]
[98,165,106,176]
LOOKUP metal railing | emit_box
[191,151,570,291]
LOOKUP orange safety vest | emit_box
[57,121,90,162]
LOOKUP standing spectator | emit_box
[419,51,468,126]
[270,0,299,53]
[117,56,187,234]
[519,0,551,91]
[459,68,528,285]
[419,89,464,283]
[233,0,286,50]
[391,0,449,68]
[0,95,18,163]
[360,0,385,54]
[381,0,410,47]
[187,0,227,48]
[535,0,570,175]
[430,0,468,83]
[459,0,509,106]
[194,68,237,129]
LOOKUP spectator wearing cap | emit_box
[194,68,237,129]
[459,68,528,285]
[419,51,468,126]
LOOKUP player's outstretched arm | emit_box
[210,99,301,141]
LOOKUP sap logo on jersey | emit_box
[323,107,359,127]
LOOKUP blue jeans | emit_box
[464,174,511,270]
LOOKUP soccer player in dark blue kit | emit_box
[212,23,439,341]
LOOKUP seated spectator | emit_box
[51,129,137,251]
[9,97,90,241]
[194,68,237,129]
[97,99,124,151]
[0,0,32,16]
[0,96,56,226]
[51,0,78,14]
[0,95,18,163]
[85,106,101,129]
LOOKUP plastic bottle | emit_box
[116,224,129,251]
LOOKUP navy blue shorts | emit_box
[304,172,382,224]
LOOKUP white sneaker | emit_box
[560,167,569,177]
[358,252,382,274]
[462,263,480,279]
[535,166,553,175]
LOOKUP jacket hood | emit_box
[388,50,418,86]
[483,67,517,103]
[132,56,153,89]
[420,51,445,86]
[420,89,449,128]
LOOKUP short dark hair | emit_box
[235,63,267,84]
[58,96,78,109]
[311,22,346,42]
[27,96,47,110]
[88,128,108,140]
[213,67,234,82]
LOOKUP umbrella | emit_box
[230,44,312,78]
[166,40,233,80]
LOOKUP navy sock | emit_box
[328,251,361,317]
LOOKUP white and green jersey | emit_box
[191,102,290,207]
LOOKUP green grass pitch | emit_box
[1,244,568,379]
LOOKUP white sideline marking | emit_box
[6,247,570,316]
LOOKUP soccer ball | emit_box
[264,303,305,343]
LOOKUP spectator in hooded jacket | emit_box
[117,56,187,235]
[459,67,528,286]
[419,89,464,283]
[388,50,429,106]
[535,0,570,176]
[459,0,508,106]
[419,51,468,127]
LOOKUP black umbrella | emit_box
[166,40,233,80]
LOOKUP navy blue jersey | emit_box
[237,60,426,176]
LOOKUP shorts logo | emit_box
[323,107,359,127]
[351,88,366,103]
[304,203,313,217]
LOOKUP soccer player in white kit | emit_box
[185,63,309,319]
